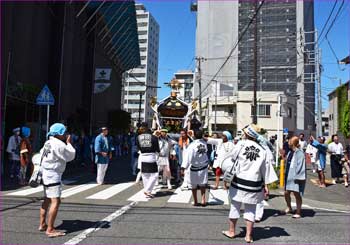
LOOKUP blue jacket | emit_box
[94,134,111,164]
[311,140,327,169]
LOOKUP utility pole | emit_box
[252,1,258,124]
[195,56,205,121]
[214,79,218,132]
[137,84,160,128]
[317,49,322,137]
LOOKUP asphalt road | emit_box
[1,156,350,244]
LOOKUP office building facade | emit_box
[193,0,315,132]
[122,3,159,126]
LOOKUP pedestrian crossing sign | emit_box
[36,85,55,105]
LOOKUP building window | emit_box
[251,104,271,117]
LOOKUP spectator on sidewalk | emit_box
[38,123,75,238]
[299,133,307,152]
[19,127,32,186]
[310,136,327,188]
[6,127,21,181]
[94,127,112,185]
[328,135,344,184]
[283,136,306,219]
[306,139,318,173]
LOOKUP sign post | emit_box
[36,85,55,138]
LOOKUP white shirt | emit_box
[207,138,235,169]
[299,140,307,151]
[40,137,76,185]
[181,139,208,170]
[6,135,21,161]
[305,144,318,163]
[328,142,344,155]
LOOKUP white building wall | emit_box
[122,3,159,126]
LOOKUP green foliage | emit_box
[341,101,350,138]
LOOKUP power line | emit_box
[319,0,345,45]
[317,1,338,41]
[196,0,265,99]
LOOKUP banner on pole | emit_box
[94,83,111,94]
[95,68,111,81]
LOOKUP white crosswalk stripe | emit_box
[4,180,270,207]
[208,189,229,205]
[167,187,192,203]
[5,180,76,197]
[86,182,134,200]
[61,183,99,198]
[127,185,161,202]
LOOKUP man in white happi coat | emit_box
[207,131,235,189]
[181,130,209,206]
[222,124,277,243]
[136,123,160,198]
[156,129,176,190]
[178,129,193,190]
[38,123,76,238]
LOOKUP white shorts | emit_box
[44,185,62,198]
[229,199,257,222]
[188,169,208,189]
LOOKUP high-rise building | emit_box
[174,70,194,103]
[193,0,315,133]
[122,3,159,126]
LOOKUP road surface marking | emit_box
[86,182,134,200]
[167,187,193,203]
[5,180,76,196]
[63,201,137,245]
[127,186,161,202]
[61,183,99,198]
[208,189,229,205]
[291,202,350,214]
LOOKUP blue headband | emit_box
[222,131,233,141]
[47,123,66,137]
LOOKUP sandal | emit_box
[46,231,66,238]
[281,208,293,215]
[292,214,301,219]
[222,230,235,239]
[193,203,201,207]
[38,225,47,232]
[245,236,254,243]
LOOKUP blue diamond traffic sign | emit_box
[36,85,55,105]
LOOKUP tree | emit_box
[341,101,350,138]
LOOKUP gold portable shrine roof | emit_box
[157,92,188,117]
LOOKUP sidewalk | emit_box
[271,162,350,211]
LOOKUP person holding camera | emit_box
[38,123,75,238]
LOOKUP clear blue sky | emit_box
[139,0,350,110]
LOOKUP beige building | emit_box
[204,91,298,144]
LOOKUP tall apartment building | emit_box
[122,3,159,126]
[174,70,194,103]
[193,0,315,133]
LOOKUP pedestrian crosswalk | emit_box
[4,180,269,207]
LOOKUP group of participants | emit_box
[134,122,285,243]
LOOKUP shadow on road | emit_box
[56,219,110,234]
[238,226,290,241]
